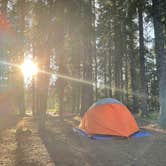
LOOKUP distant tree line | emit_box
[0,0,166,128]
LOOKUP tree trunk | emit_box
[80,0,94,116]
[36,69,49,130]
[34,1,51,128]
[16,0,25,116]
[92,0,98,100]
[112,0,122,100]
[138,1,147,115]
[0,0,8,16]
[152,0,166,128]
[108,48,113,97]
[55,0,67,119]
[128,33,138,112]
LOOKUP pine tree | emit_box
[152,0,166,128]
[137,0,148,115]
[80,0,94,115]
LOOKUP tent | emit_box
[79,98,139,137]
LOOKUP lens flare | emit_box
[21,59,38,79]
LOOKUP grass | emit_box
[48,108,58,113]
[147,112,159,121]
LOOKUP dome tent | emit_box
[79,98,139,137]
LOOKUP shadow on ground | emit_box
[41,115,166,166]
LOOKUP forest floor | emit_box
[42,113,166,166]
[1,114,166,166]
[0,115,54,166]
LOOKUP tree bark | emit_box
[0,0,8,16]
[80,0,94,115]
[152,0,166,128]
[138,1,147,115]
[16,0,25,116]
[128,30,138,112]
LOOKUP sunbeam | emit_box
[0,60,20,68]
[0,60,159,101]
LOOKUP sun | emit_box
[21,59,38,79]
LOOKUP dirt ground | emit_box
[0,115,19,166]
[42,115,166,166]
[1,114,166,166]
[0,115,54,166]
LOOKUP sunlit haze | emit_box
[21,59,38,80]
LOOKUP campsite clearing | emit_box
[1,114,166,166]
[43,114,166,166]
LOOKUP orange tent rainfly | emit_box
[79,98,139,137]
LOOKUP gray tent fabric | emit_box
[88,98,123,111]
